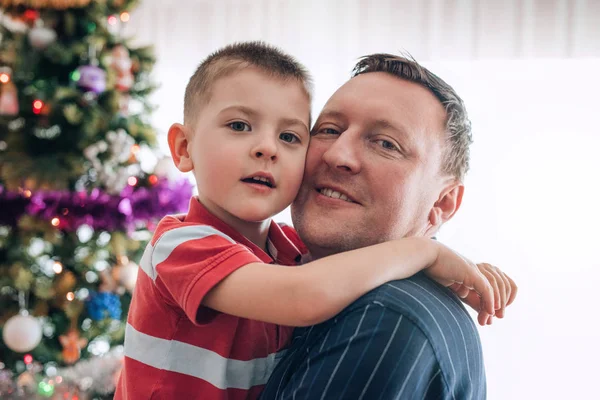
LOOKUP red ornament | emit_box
[23,10,40,22]
[33,99,44,114]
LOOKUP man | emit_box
[260,54,514,399]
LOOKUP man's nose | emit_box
[251,133,278,161]
[322,130,361,174]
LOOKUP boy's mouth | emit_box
[241,175,275,188]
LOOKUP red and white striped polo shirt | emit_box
[115,197,305,399]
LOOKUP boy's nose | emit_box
[251,135,278,161]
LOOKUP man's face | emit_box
[292,72,451,258]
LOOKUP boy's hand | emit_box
[448,263,518,326]
[423,244,496,318]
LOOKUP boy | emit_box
[116,42,513,399]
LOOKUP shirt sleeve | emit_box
[145,224,262,324]
[271,303,450,400]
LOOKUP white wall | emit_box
[125,1,600,398]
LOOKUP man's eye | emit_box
[315,127,339,135]
[229,121,251,131]
[280,132,299,143]
[375,139,399,151]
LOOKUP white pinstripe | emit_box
[388,284,457,400]
[410,280,472,398]
[319,305,371,400]
[421,369,442,400]
[358,314,404,400]
[395,340,429,400]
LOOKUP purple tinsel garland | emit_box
[0,178,193,232]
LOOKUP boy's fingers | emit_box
[462,290,483,312]
[506,274,518,306]
[477,266,498,313]
[489,267,507,314]
[478,310,493,326]
[451,283,470,299]
[471,269,494,315]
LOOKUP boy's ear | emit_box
[425,182,464,236]
[168,123,194,173]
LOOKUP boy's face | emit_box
[176,67,310,226]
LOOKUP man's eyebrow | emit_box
[315,109,346,123]
[373,118,409,139]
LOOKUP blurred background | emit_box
[124,1,600,399]
[0,0,598,399]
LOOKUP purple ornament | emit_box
[76,65,107,94]
[0,177,193,232]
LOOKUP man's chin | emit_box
[295,219,357,258]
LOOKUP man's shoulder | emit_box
[330,273,485,397]
[350,272,478,330]
[342,272,482,361]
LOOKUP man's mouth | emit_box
[317,187,355,203]
[242,176,275,188]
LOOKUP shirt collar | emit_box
[185,197,302,264]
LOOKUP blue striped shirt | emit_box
[260,272,486,399]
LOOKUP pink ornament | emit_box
[76,65,107,94]
[0,80,19,116]
[111,45,134,92]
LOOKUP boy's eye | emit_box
[229,121,251,131]
[280,132,299,143]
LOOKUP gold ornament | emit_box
[59,328,88,364]
[54,269,76,296]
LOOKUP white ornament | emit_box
[28,25,57,50]
[154,156,180,180]
[83,130,136,194]
[116,261,139,292]
[2,311,42,352]
[0,13,28,33]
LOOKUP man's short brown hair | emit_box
[184,41,312,127]
[352,54,473,181]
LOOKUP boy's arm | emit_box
[203,237,497,327]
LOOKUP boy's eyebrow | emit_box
[280,117,309,133]
[220,105,259,118]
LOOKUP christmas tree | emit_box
[0,1,192,398]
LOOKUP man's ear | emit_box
[427,182,464,233]
[168,123,194,173]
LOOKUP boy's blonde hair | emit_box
[184,41,313,127]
